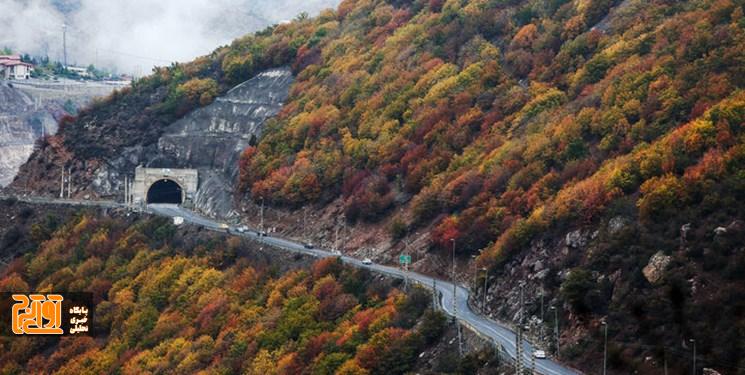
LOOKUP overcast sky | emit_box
[0,0,338,75]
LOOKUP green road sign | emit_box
[399,254,411,264]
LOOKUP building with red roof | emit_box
[0,55,33,80]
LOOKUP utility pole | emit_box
[531,327,536,374]
[340,214,346,251]
[303,206,308,243]
[402,234,410,290]
[432,278,437,310]
[259,197,264,233]
[515,324,522,375]
[516,282,525,375]
[59,168,65,198]
[450,238,462,358]
[334,217,339,252]
[471,259,477,289]
[540,292,544,322]
[333,218,341,251]
[62,23,67,70]
[519,282,524,324]
[602,320,608,375]
[482,267,488,311]
[538,291,545,344]
[550,306,560,358]
[67,167,72,199]
[457,313,463,358]
[403,257,409,290]
[451,238,457,320]
[690,339,696,375]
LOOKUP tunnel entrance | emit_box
[147,179,183,204]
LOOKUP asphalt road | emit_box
[0,196,581,375]
[147,204,581,375]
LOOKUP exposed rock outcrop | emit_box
[0,84,58,186]
[85,67,294,218]
[642,251,671,285]
[0,80,120,187]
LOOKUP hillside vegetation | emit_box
[0,213,451,374]
[27,0,744,262]
[235,0,745,265]
[10,0,745,373]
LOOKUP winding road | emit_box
[1,196,581,375]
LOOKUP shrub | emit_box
[1,226,23,250]
[418,309,447,344]
[388,216,408,240]
[177,78,218,107]
[221,53,254,84]
[343,174,394,222]
[560,268,595,314]
[637,174,687,222]
[394,287,430,328]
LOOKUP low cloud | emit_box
[0,0,337,75]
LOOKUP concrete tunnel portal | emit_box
[127,167,198,207]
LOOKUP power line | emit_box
[95,48,173,64]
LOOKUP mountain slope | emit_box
[8,0,745,373]
[0,208,481,374]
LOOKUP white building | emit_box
[0,55,33,79]
[65,65,90,77]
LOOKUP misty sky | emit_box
[0,0,339,75]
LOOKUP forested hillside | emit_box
[0,211,457,374]
[8,0,745,373]
[236,0,745,265]
[16,0,745,262]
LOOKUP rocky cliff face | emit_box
[156,67,293,174]
[90,67,294,217]
[0,84,57,186]
[0,79,123,188]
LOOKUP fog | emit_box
[0,0,338,75]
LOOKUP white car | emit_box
[332,250,342,255]
[533,350,547,359]
[173,216,184,225]
[362,258,373,265]
[236,225,248,233]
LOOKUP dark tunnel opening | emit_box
[147,179,183,204]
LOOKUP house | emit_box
[65,65,90,77]
[0,55,33,79]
